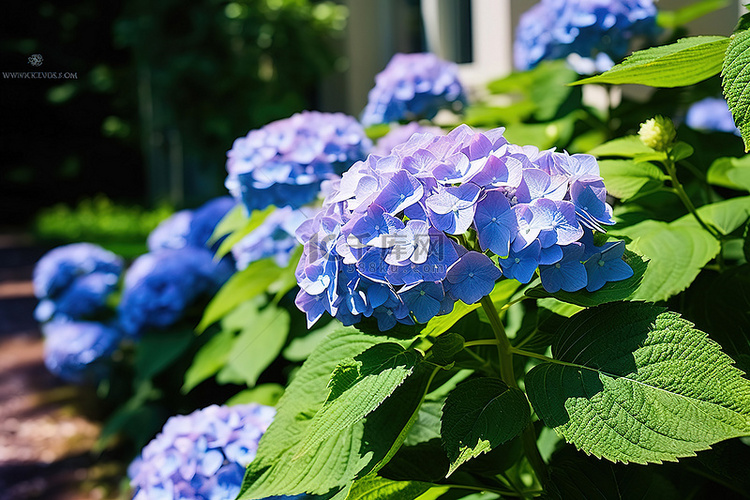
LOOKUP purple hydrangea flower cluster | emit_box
[514,0,659,72]
[128,403,283,500]
[686,97,740,136]
[372,122,446,156]
[232,206,310,269]
[33,243,123,322]
[42,320,121,384]
[294,125,632,329]
[118,248,233,337]
[148,197,236,253]
[361,53,467,126]
[226,111,371,213]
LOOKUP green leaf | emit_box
[707,155,750,191]
[237,328,430,499]
[588,136,657,158]
[440,378,530,475]
[296,343,422,456]
[674,195,750,235]
[226,384,285,407]
[283,320,341,362]
[722,27,750,151]
[745,222,750,262]
[344,475,433,500]
[574,36,730,87]
[135,328,194,382]
[403,400,443,447]
[197,258,283,332]
[214,205,275,258]
[429,333,465,366]
[216,302,289,387]
[597,160,667,201]
[657,0,730,29]
[526,302,750,464]
[208,204,246,246]
[182,328,236,393]
[611,222,719,301]
[526,250,647,306]
[670,141,694,162]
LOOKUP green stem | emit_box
[664,153,721,240]
[479,297,549,492]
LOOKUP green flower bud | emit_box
[638,116,676,152]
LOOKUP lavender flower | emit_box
[226,111,371,213]
[685,97,740,136]
[128,404,284,500]
[514,0,659,72]
[361,53,467,126]
[232,206,310,269]
[148,197,236,253]
[372,122,445,156]
[42,320,121,384]
[33,243,123,322]
[294,124,631,329]
[118,248,233,337]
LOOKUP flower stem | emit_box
[665,153,721,240]
[479,296,549,491]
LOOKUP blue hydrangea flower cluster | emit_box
[294,125,633,329]
[232,206,311,269]
[686,97,740,136]
[128,403,282,500]
[33,243,124,323]
[361,53,467,126]
[148,196,236,253]
[372,122,445,156]
[514,0,659,72]
[118,248,233,337]
[42,320,122,384]
[226,111,371,213]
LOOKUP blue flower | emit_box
[361,53,467,126]
[226,111,371,213]
[148,197,236,253]
[232,206,310,269]
[129,404,294,500]
[686,97,740,136]
[584,240,634,291]
[514,0,660,72]
[42,320,121,384]
[372,122,445,156]
[33,243,123,322]
[294,124,630,329]
[117,248,232,337]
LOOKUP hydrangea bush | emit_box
[361,52,466,125]
[128,404,280,500]
[294,124,632,329]
[42,320,122,384]
[514,0,659,72]
[225,111,371,213]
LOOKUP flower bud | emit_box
[639,115,676,152]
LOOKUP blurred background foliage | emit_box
[1,0,348,228]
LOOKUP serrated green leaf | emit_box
[226,383,285,407]
[197,258,283,332]
[525,250,647,306]
[574,36,729,87]
[526,302,750,464]
[722,28,750,151]
[598,160,667,201]
[237,328,429,499]
[344,475,434,500]
[588,136,657,158]
[441,378,530,475]
[707,155,750,191]
[297,343,422,456]
[217,302,289,387]
[611,222,719,301]
[214,205,275,258]
[182,328,236,393]
[657,0,730,29]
